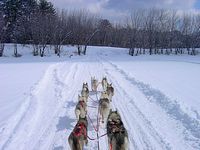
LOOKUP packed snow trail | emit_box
[97,52,200,149]
[1,47,200,150]
[1,63,79,149]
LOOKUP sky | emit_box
[49,0,200,21]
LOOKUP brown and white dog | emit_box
[75,95,87,121]
[91,77,99,92]
[106,83,114,102]
[107,110,129,150]
[99,91,110,123]
[102,77,108,91]
[68,116,88,150]
[81,83,89,100]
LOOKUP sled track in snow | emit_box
[48,63,87,150]
[1,63,79,150]
[1,87,36,150]
[99,56,200,149]
[32,63,79,150]
[0,65,56,150]
[98,58,171,150]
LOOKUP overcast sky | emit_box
[49,0,200,20]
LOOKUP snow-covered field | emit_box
[0,45,200,150]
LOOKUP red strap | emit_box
[110,143,112,150]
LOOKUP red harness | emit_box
[73,122,87,138]
[110,143,113,150]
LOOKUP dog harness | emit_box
[108,121,126,150]
[108,120,125,134]
[73,122,87,138]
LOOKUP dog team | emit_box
[68,77,129,150]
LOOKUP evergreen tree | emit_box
[38,0,55,15]
[2,0,21,42]
[16,0,38,43]
[0,6,6,57]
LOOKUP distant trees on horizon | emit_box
[0,0,200,57]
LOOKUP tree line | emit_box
[0,0,200,57]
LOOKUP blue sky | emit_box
[49,0,200,20]
[195,0,200,9]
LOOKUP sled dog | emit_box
[75,95,87,120]
[107,110,129,150]
[81,82,89,100]
[99,91,110,123]
[91,77,98,92]
[68,116,88,150]
[78,94,87,103]
[102,77,108,91]
[106,83,114,101]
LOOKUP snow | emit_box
[0,45,200,150]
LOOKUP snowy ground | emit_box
[0,45,200,150]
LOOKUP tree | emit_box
[67,10,98,55]
[0,7,6,57]
[97,19,112,46]
[129,10,144,55]
[33,0,55,57]
[166,10,179,53]
[51,10,72,56]
[180,13,193,54]
[16,0,38,43]
[144,9,157,55]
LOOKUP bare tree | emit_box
[82,14,99,55]
[129,10,143,56]
[190,15,200,55]
[67,10,98,55]
[166,10,179,54]
[144,9,157,55]
[52,10,72,56]
[83,28,99,55]
[180,13,193,54]
[97,19,112,46]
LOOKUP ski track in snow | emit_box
[98,54,200,149]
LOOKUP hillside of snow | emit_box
[0,45,200,150]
